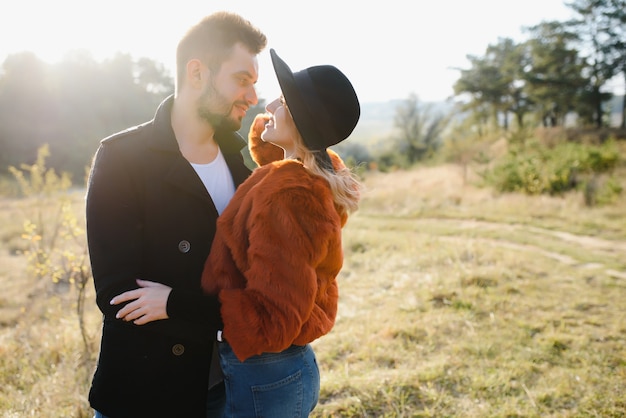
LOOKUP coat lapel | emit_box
[215,130,250,188]
[165,156,215,205]
[148,95,251,207]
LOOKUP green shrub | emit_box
[486,139,621,200]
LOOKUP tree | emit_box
[393,93,449,164]
[524,21,586,127]
[566,0,620,127]
[602,0,626,128]
[136,57,175,95]
[454,38,529,131]
[488,38,533,129]
[0,50,173,180]
[454,51,507,131]
[0,52,54,171]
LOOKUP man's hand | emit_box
[110,279,172,325]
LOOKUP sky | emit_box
[0,0,597,104]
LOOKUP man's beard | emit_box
[196,80,242,132]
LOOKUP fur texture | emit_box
[248,113,284,166]
[201,113,348,361]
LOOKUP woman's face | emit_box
[261,96,299,153]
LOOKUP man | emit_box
[85,11,267,418]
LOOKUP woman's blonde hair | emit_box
[292,134,362,214]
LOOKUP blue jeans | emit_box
[218,343,320,417]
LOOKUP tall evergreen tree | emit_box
[524,21,586,127]
[454,38,529,131]
[566,0,619,127]
[601,0,626,128]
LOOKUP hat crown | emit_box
[301,65,360,148]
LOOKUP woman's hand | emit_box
[110,279,172,325]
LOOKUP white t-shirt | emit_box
[190,147,236,215]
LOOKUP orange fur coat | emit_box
[201,114,349,361]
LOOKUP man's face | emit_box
[197,43,259,132]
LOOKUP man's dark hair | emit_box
[176,11,267,88]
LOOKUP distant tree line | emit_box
[1,0,624,180]
[0,50,174,181]
[454,0,626,130]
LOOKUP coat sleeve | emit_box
[86,141,145,317]
[218,179,337,361]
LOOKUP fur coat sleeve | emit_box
[248,113,284,166]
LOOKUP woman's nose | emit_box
[266,98,279,113]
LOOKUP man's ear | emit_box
[186,59,204,89]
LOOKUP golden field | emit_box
[1,161,625,417]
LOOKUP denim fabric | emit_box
[94,412,108,418]
[218,343,320,417]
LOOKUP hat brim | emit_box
[269,50,319,148]
[270,49,335,171]
[269,49,296,104]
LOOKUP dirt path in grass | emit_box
[451,219,626,253]
[435,219,626,279]
[361,165,626,280]
[448,219,626,279]
[358,210,626,280]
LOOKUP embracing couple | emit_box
[85,11,361,418]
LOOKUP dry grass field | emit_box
[1,160,625,417]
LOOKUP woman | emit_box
[203,48,361,417]
[112,49,361,417]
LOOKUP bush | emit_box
[486,138,621,201]
[8,144,93,353]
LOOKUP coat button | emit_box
[178,240,191,253]
[172,344,185,356]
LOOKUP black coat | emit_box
[86,96,251,418]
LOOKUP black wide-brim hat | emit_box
[270,49,360,170]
